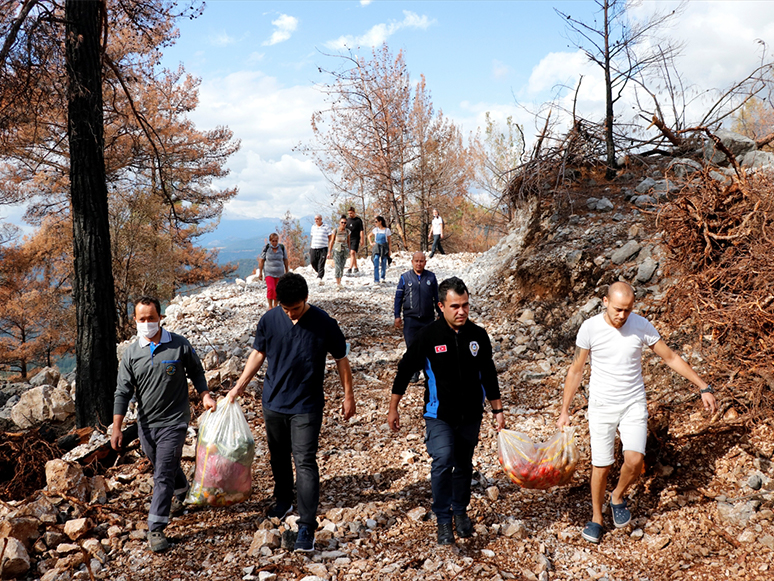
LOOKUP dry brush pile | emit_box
[659,168,774,420]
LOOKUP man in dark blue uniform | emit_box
[394,251,440,382]
[388,277,505,545]
[228,273,355,553]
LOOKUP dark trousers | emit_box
[263,406,323,530]
[403,317,433,348]
[310,247,327,279]
[137,422,188,531]
[429,235,445,257]
[425,417,481,524]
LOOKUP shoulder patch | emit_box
[435,345,447,353]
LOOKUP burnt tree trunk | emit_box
[603,0,617,180]
[65,0,118,428]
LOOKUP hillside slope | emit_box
[5,167,773,581]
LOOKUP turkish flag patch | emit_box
[435,345,447,353]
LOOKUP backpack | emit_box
[262,243,286,258]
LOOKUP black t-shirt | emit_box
[346,216,364,240]
[253,305,347,414]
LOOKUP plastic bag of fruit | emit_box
[497,428,578,490]
[185,397,255,507]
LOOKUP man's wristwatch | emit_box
[700,386,715,394]
[491,408,504,415]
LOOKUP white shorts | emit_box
[588,398,648,467]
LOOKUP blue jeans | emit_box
[263,406,323,530]
[373,254,388,281]
[429,235,445,257]
[425,417,481,524]
[137,422,189,531]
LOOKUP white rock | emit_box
[0,537,30,578]
[45,459,89,503]
[11,385,75,428]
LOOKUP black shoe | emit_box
[410,371,420,383]
[267,501,293,520]
[454,513,474,538]
[169,495,186,516]
[294,525,315,552]
[437,522,455,545]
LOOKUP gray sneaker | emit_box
[148,530,169,553]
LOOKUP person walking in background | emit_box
[428,209,445,258]
[388,277,504,545]
[309,214,332,286]
[329,215,351,291]
[345,206,365,276]
[258,232,288,309]
[557,281,718,544]
[228,273,355,553]
[394,251,440,382]
[368,215,391,284]
[111,296,216,553]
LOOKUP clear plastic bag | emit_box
[185,398,255,507]
[497,427,579,490]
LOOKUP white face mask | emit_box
[136,321,160,339]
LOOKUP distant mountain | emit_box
[197,215,314,277]
[196,217,283,251]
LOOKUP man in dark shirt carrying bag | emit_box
[388,277,505,545]
[228,273,355,553]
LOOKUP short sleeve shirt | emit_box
[372,227,391,245]
[310,223,332,249]
[576,312,661,405]
[432,216,444,235]
[260,244,287,278]
[253,305,347,414]
[346,216,364,240]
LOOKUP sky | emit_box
[3,0,774,230]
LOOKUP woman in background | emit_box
[367,215,392,284]
[329,215,351,291]
[257,232,288,308]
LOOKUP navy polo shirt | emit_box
[253,304,347,414]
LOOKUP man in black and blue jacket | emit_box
[388,277,505,545]
[394,252,440,382]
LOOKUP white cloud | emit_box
[190,71,329,219]
[360,0,373,6]
[263,14,298,46]
[247,52,265,63]
[209,31,237,47]
[525,51,592,97]
[492,59,512,80]
[325,10,435,50]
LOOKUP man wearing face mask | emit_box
[111,296,216,553]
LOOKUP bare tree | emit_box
[556,0,684,178]
[302,44,470,249]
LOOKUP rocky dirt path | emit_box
[94,251,774,581]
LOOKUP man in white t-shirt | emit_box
[309,215,333,286]
[557,281,717,544]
